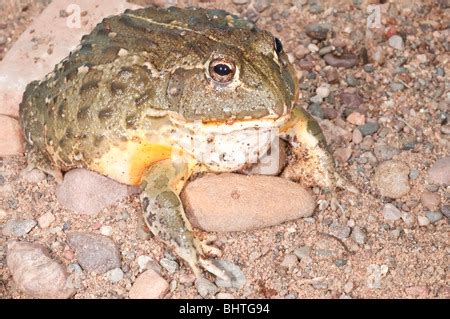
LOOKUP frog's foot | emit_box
[195,233,222,258]
[22,149,63,183]
[140,159,228,280]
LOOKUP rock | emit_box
[428,157,450,185]
[309,103,324,119]
[390,82,405,92]
[254,0,270,12]
[215,260,246,289]
[388,35,404,50]
[352,128,363,144]
[316,84,330,99]
[319,46,335,56]
[417,216,430,226]
[137,255,154,273]
[159,258,178,275]
[346,74,360,87]
[280,254,298,269]
[195,277,219,298]
[6,241,74,298]
[441,205,450,219]
[2,219,37,237]
[346,112,365,125]
[0,116,24,156]
[181,173,315,232]
[67,232,121,274]
[374,144,400,161]
[351,226,367,244]
[401,212,415,227]
[129,270,169,299]
[22,169,46,183]
[340,91,363,108]
[308,43,319,53]
[358,121,379,136]
[382,204,402,221]
[323,53,358,68]
[334,147,352,163]
[106,268,124,283]
[100,225,113,236]
[56,169,136,215]
[324,66,339,83]
[426,211,443,223]
[420,191,441,211]
[374,161,410,199]
[330,223,351,239]
[305,23,330,40]
[37,212,55,229]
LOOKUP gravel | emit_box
[159,257,179,274]
[195,277,219,298]
[351,226,367,245]
[382,204,402,221]
[358,122,380,136]
[425,212,443,223]
[2,218,37,237]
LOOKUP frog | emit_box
[19,6,348,280]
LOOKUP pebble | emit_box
[254,0,270,12]
[319,46,335,56]
[340,92,363,108]
[425,211,443,223]
[294,246,311,260]
[6,241,74,298]
[22,169,46,183]
[441,205,450,219]
[305,23,330,40]
[137,255,154,273]
[409,169,420,180]
[344,281,354,294]
[388,35,404,50]
[309,103,324,119]
[324,67,339,83]
[159,257,179,274]
[182,173,315,232]
[129,270,169,299]
[374,161,410,199]
[56,169,135,215]
[330,223,351,239]
[390,82,405,92]
[420,191,441,211]
[0,116,24,156]
[363,64,375,73]
[2,219,37,237]
[67,232,121,274]
[37,212,55,229]
[358,121,379,136]
[334,147,352,163]
[382,204,402,221]
[428,157,450,185]
[308,43,319,53]
[352,128,363,144]
[280,254,298,269]
[351,226,367,244]
[417,216,430,226]
[323,53,358,68]
[195,277,219,298]
[401,212,415,227]
[316,84,330,99]
[347,112,365,125]
[346,75,360,87]
[374,144,400,161]
[106,267,124,283]
[100,225,113,236]
[215,260,246,289]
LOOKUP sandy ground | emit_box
[0,0,449,299]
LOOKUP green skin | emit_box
[19,7,342,280]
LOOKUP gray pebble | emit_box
[335,259,347,267]
[388,35,404,50]
[305,23,330,40]
[330,223,351,239]
[195,277,219,298]
[358,122,379,136]
[425,211,443,223]
[363,64,374,73]
[409,169,420,180]
[390,82,405,92]
[2,219,37,237]
[309,1,323,14]
[319,46,334,56]
[159,257,179,274]
[441,205,450,218]
[374,144,400,161]
[294,246,311,260]
[309,103,324,119]
[106,267,124,283]
[383,204,402,221]
[436,68,445,77]
[346,75,360,87]
[214,260,246,289]
[351,226,367,245]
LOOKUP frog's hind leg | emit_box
[280,105,358,194]
[140,159,229,280]
[22,147,63,183]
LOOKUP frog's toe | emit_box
[198,258,230,281]
[199,241,222,258]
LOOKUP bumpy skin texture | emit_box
[19,6,339,280]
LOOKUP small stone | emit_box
[129,270,169,299]
[351,226,367,244]
[436,68,445,77]
[309,1,323,13]
[426,211,443,223]
[441,205,450,219]
[409,169,419,180]
[254,0,270,12]
[347,112,365,125]
[280,254,298,269]
[390,82,405,92]
[6,241,74,298]
[420,191,441,211]
[358,121,379,136]
[215,260,246,289]
[388,35,404,50]
[22,169,46,183]
[346,74,360,87]
[308,43,319,53]
[323,53,358,68]
[374,144,400,161]
[374,161,410,199]
[330,223,351,239]
[316,85,330,99]
[334,147,352,163]
[305,23,330,40]
[428,157,450,185]
[2,219,37,237]
[100,225,113,236]
[417,216,430,226]
[382,204,402,221]
[195,277,219,298]
[324,66,339,83]
[335,259,347,267]
[344,281,354,294]
[363,64,375,73]
[137,255,153,273]
[401,212,415,227]
[416,54,427,63]
[106,267,124,283]
[352,129,363,144]
[159,258,178,275]
[319,46,335,56]
[294,246,311,260]
[309,103,324,119]
[340,92,363,108]
[67,232,121,274]
[37,212,55,229]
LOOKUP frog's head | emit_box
[161,8,299,125]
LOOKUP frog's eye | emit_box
[208,59,236,83]
[274,37,283,55]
